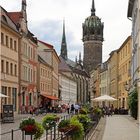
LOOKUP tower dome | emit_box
[82,0,104,73]
[82,0,104,41]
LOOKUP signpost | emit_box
[2,105,14,123]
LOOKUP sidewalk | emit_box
[102,115,139,140]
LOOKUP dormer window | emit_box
[2,15,8,23]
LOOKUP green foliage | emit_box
[34,122,44,140]
[70,117,84,140]
[58,119,70,128]
[93,107,102,117]
[72,114,91,132]
[79,108,88,114]
[128,88,138,119]
[42,114,59,130]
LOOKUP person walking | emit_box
[67,103,70,114]
[70,104,75,114]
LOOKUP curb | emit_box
[89,117,106,140]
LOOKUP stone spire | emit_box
[60,20,67,60]
[91,0,96,16]
[21,0,27,21]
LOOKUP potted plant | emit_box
[19,117,44,139]
[70,117,84,140]
[58,119,73,133]
[73,114,91,132]
[42,114,60,130]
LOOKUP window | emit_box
[10,38,13,49]
[6,35,8,47]
[1,60,4,73]
[6,61,9,74]
[15,64,17,76]
[14,40,17,51]
[10,63,13,75]
[1,32,4,44]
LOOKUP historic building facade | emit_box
[108,50,118,108]
[82,0,104,73]
[0,7,21,113]
[59,57,77,105]
[38,40,60,105]
[128,0,140,120]
[100,62,108,97]
[90,65,101,106]
[37,55,53,107]
[7,0,38,113]
[117,36,132,109]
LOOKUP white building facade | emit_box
[59,73,77,105]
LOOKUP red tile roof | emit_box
[7,12,22,24]
[38,40,53,49]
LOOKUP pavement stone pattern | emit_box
[102,115,139,140]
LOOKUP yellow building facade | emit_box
[1,7,21,113]
[117,36,132,109]
[108,50,118,108]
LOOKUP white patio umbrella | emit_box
[92,95,117,101]
[0,93,8,98]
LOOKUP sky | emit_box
[0,0,132,62]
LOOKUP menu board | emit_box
[2,105,14,123]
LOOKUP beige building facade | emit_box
[37,55,53,107]
[0,7,20,113]
[90,65,101,107]
[108,50,118,108]
[117,36,132,109]
[6,0,38,113]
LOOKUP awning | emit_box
[40,94,58,100]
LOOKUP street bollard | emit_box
[53,124,56,140]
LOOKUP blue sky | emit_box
[0,0,131,61]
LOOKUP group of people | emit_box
[101,105,114,117]
[66,103,80,114]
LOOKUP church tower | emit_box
[60,20,68,60]
[83,0,104,73]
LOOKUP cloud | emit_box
[1,0,131,62]
[29,18,81,60]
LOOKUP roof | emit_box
[38,55,52,68]
[59,56,72,72]
[65,59,89,78]
[1,7,19,33]
[7,12,22,25]
[38,40,53,49]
